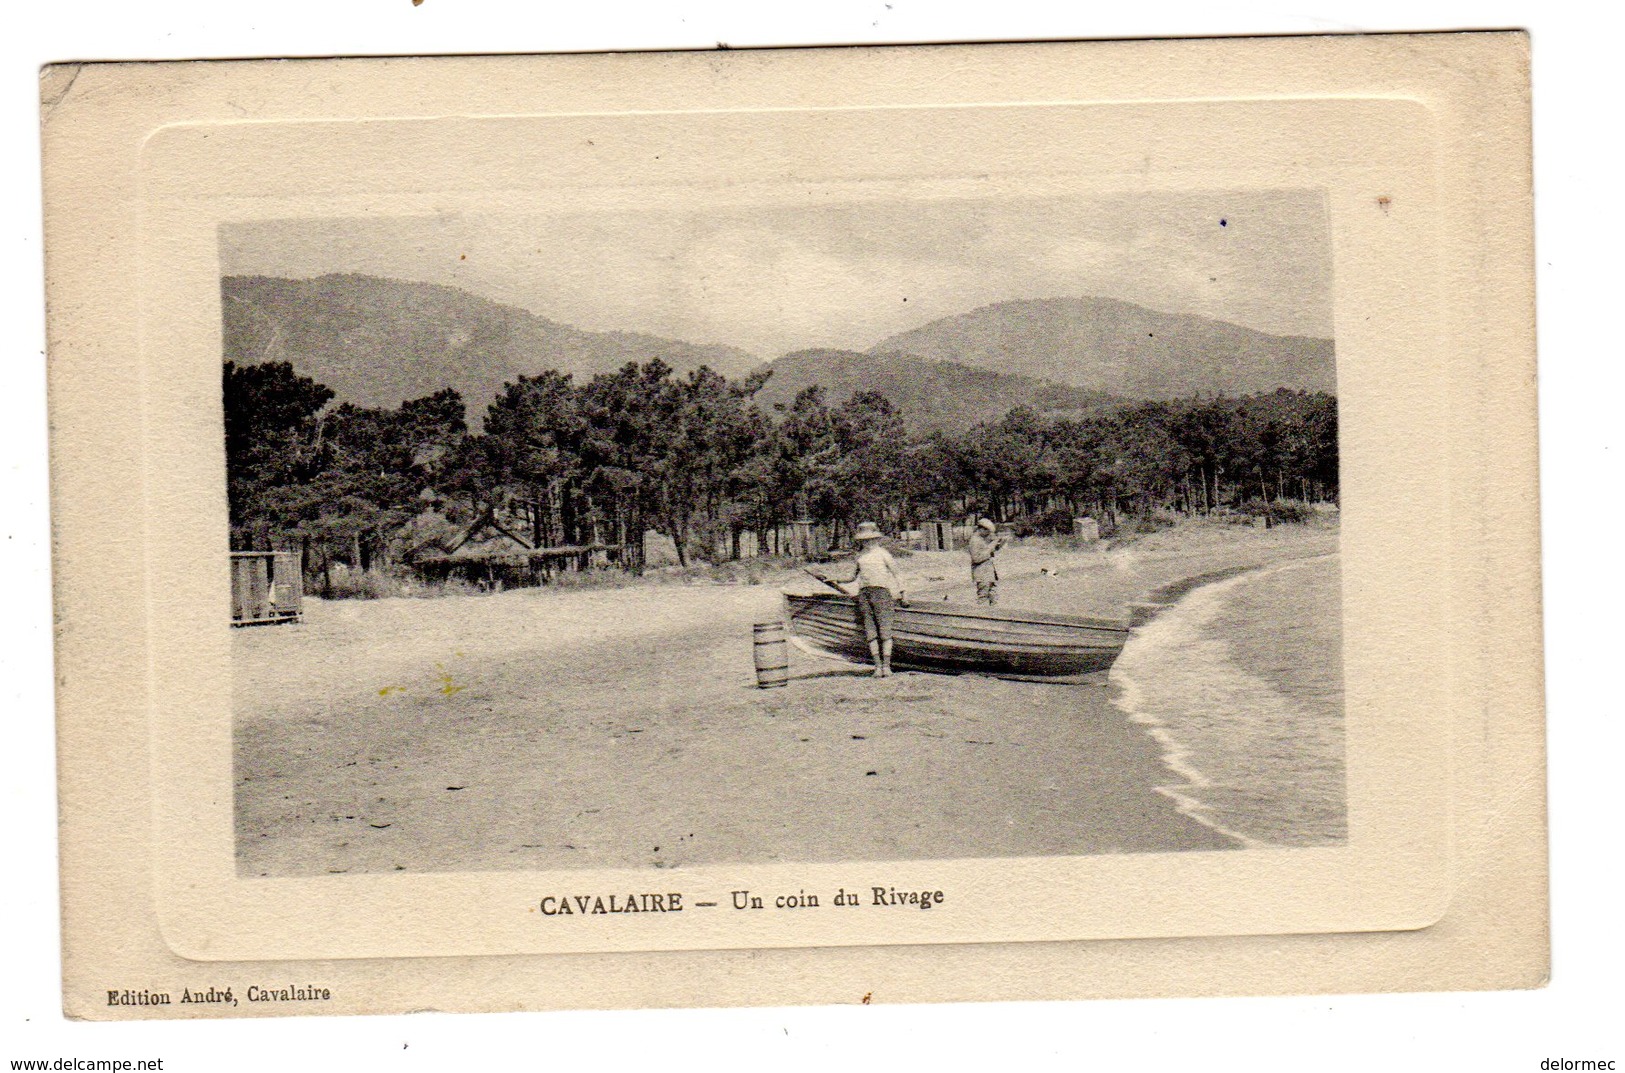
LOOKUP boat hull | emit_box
[784,593,1128,679]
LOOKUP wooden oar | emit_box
[802,567,852,595]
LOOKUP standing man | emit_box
[842,521,905,677]
[968,517,1005,605]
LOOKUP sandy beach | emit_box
[234,520,1338,877]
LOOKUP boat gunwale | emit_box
[785,626,1119,678]
[788,617,1126,653]
[785,591,1129,634]
[792,632,1122,661]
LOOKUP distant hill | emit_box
[220,277,1333,436]
[751,349,1116,433]
[870,296,1336,399]
[220,274,760,421]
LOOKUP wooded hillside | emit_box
[751,349,1116,433]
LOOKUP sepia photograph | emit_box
[35,29,1552,1035]
[223,193,1344,880]
[20,0,1625,1064]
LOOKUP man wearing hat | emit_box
[968,517,1006,605]
[841,521,905,677]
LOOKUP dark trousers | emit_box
[855,586,896,642]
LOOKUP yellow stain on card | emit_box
[434,664,465,696]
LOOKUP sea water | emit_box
[1109,553,1346,847]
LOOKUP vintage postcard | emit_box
[43,33,1544,1018]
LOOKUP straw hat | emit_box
[977,517,997,531]
[852,521,885,543]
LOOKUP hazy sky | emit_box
[220,190,1333,357]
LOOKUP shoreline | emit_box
[234,518,1336,877]
[1107,550,1347,848]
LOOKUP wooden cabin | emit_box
[919,520,964,552]
[412,543,626,589]
[230,551,303,626]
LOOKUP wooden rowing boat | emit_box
[783,592,1129,680]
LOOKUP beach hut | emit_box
[920,520,960,552]
[230,551,303,626]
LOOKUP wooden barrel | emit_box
[753,621,790,689]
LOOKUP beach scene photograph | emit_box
[223,191,1343,879]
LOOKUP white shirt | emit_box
[852,543,904,597]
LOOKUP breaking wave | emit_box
[1110,554,1346,847]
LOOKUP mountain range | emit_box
[221,274,759,419]
[871,296,1336,399]
[220,273,1335,429]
